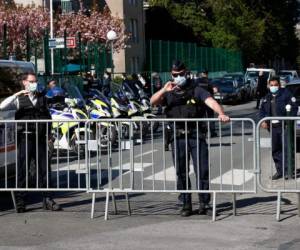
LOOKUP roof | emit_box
[246,68,275,72]
[285,78,300,86]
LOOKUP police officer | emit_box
[195,69,217,137]
[0,72,61,213]
[256,71,268,109]
[150,61,230,217]
[46,79,66,108]
[260,76,297,180]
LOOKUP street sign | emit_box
[66,37,76,48]
[48,39,56,49]
[48,37,76,49]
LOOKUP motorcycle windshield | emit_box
[64,83,86,108]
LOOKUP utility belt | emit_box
[166,126,206,140]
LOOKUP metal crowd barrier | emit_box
[0,118,256,221]
[86,118,256,221]
[257,117,300,221]
[0,119,90,210]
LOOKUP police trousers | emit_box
[271,126,288,175]
[16,132,52,206]
[171,134,210,204]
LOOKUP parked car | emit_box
[285,79,300,152]
[212,78,245,104]
[223,73,250,100]
[244,68,276,98]
[278,70,298,83]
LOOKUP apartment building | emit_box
[13,0,146,74]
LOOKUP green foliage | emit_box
[148,0,299,67]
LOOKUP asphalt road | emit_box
[1,100,300,250]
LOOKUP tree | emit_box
[0,3,126,58]
[148,0,299,67]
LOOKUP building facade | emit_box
[13,0,146,74]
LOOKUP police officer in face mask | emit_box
[260,76,298,180]
[0,72,61,213]
[150,61,230,217]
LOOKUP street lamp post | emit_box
[106,30,117,78]
[50,0,54,75]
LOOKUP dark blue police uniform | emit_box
[163,82,211,214]
[259,88,297,177]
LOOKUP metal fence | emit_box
[146,40,243,73]
[257,117,300,221]
[0,120,89,192]
[0,118,255,221]
[0,25,112,76]
[4,117,300,221]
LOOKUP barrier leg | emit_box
[125,193,131,216]
[232,193,236,216]
[105,191,110,221]
[276,192,281,222]
[91,193,96,219]
[212,192,217,222]
[297,193,300,217]
[11,191,17,212]
[111,192,117,215]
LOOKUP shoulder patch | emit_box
[291,97,296,103]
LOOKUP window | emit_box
[129,0,137,6]
[129,19,138,43]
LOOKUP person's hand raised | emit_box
[162,81,178,93]
[14,90,29,97]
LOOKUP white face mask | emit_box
[270,86,279,94]
[173,75,187,87]
[28,82,38,92]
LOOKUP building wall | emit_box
[14,0,146,74]
[106,0,145,74]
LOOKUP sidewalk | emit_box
[0,191,300,250]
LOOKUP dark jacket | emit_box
[259,88,298,119]
[256,75,268,98]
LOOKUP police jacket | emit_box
[15,94,52,135]
[259,88,298,119]
[163,81,211,130]
[194,77,214,95]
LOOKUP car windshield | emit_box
[247,71,269,79]
[279,72,293,76]
[212,79,233,87]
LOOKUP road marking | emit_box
[145,165,195,181]
[260,138,271,148]
[135,149,158,158]
[210,169,254,185]
[113,162,152,171]
[53,161,153,172]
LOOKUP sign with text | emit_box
[48,37,76,49]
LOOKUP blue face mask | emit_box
[173,75,187,87]
[270,86,279,94]
[28,82,38,92]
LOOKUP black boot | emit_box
[15,192,26,213]
[198,203,213,216]
[180,194,192,217]
[43,197,62,211]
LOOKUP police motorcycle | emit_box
[84,88,117,148]
[109,89,132,139]
[121,76,159,133]
[47,84,91,154]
